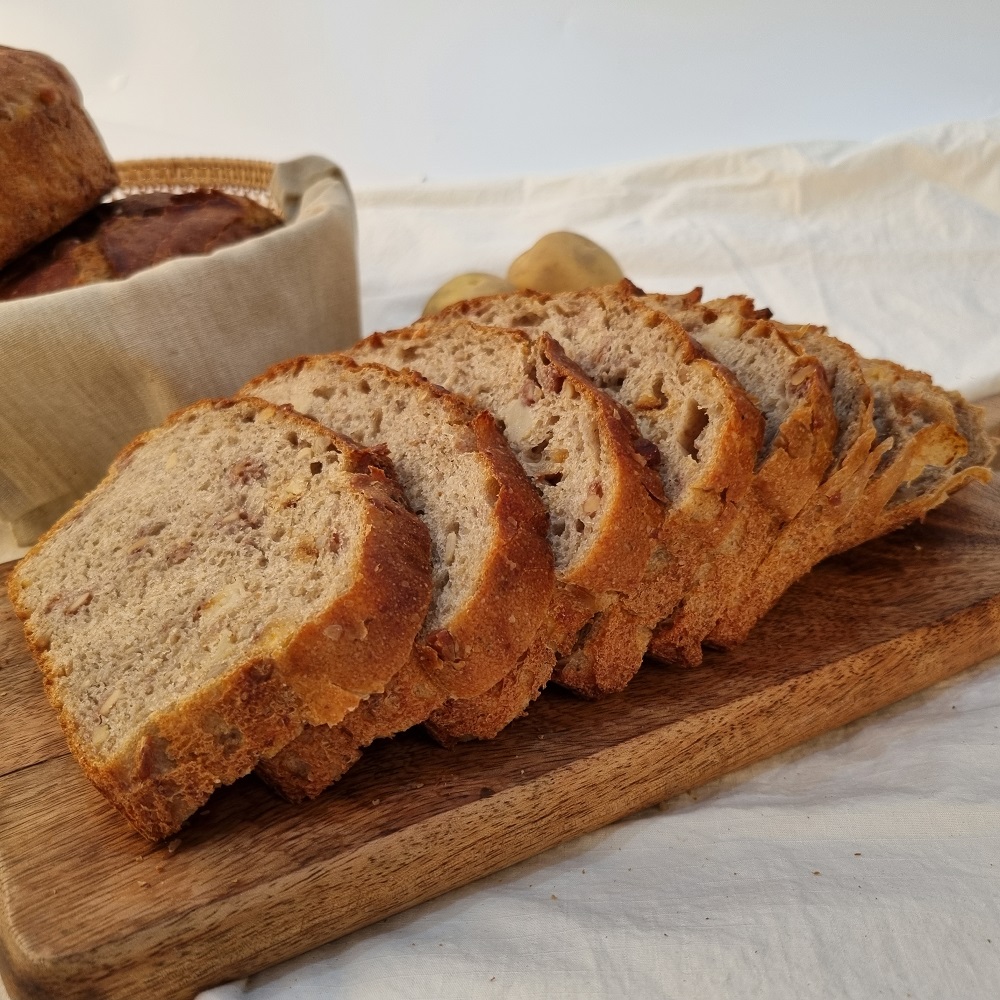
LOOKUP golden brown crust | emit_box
[424,631,556,744]
[0,46,117,269]
[257,645,446,800]
[709,324,885,646]
[254,715,363,804]
[645,300,838,666]
[242,355,554,800]
[0,190,282,301]
[436,282,765,693]
[424,330,667,732]
[7,397,433,839]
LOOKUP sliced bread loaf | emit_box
[242,356,553,800]
[637,289,838,665]
[349,320,666,737]
[433,281,763,692]
[6,397,433,839]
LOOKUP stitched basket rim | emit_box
[112,157,278,213]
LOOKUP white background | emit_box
[3,0,1000,187]
[2,4,999,999]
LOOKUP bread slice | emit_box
[349,320,666,737]
[433,281,763,693]
[6,397,432,839]
[636,289,838,665]
[831,357,995,553]
[705,317,888,646]
[241,356,553,800]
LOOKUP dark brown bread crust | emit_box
[0,190,282,301]
[243,356,554,799]
[0,46,117,269]
[7,398,433,839]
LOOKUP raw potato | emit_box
[507,232,624,293]
[421,273,516,318]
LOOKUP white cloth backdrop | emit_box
[195,121,999,999]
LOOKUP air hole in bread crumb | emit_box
[358,379,371,395]
[677,400,709,460]
[551,518,566,536]
[285,431,299,446]
[310,461,323,475]
[312,385,333,400]
[574,519,586,533]
[538,471,563,486]
[527,436,553,462]
[484,477,501,504]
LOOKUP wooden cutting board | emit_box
[2,405,999,1000]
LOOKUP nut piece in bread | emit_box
[0,45,117,269]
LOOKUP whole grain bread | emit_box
[242,356,553,799]
[349,319,665,737]
[6,397,432,839]
[0,190,282,302]
[0,46,117,269]
[636,289,838,664]
[433,281,763,692]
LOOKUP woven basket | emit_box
[113,157,280,214]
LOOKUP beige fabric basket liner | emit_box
[0,154,360,547]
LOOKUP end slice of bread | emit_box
[6,397,432,838]
[832,357,995,552]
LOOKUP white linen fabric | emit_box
[193,119,999,1000]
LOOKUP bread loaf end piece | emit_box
[832,358,994,553]
[0,45,117,269]
[7,397,432,838]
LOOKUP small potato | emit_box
[421,272,516,318]
[507,232,624,293]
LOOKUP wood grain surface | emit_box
[1,396,998,1000]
